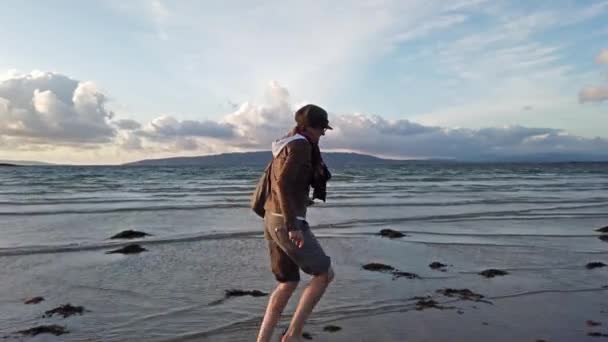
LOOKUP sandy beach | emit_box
[1,163,607,341]
[2,224,607,341]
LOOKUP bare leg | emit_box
[282,267,334,341]
[256,281,299,342]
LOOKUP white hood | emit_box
[271,133,307,157]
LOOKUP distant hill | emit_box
[0,160,55,166]
[124,151,403,167]
[471,152,608,163]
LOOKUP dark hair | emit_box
[294,104,332,130]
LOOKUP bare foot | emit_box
[281,334,303,342]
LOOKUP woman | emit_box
[256,104,335,342]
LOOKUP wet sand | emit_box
[1,225,607,341]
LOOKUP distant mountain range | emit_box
[0,160,55,166]
[469,152,608,163]
[124,151,403,167]
[124,150,608,167]
[3,151,607,167]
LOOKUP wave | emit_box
[316,204,608,228]
[0,198,166,206]
[0,231,260,257]
[2,199,606,217]
[397,240,533,248]
[320,199,608,208]
[348,231,600,239]
[2,223,604,257]
[0,203,249,216]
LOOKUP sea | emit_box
[1,162,607,341]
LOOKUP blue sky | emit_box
[1,0,607,164]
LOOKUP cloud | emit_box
[139,115,234,139]
[572,1,608,23]
[392,15,468,42]
[223,81,293,147]
[596,48,608,64]
[578,50,608,103]
[579,85,608,103]
[191,82,608,160]
[318,115,608,160]
[2,74,607,163]
[116,131,142,150]
[0,71,115,145]
[113,119,141,130]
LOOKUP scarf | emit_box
[291,127,332,202]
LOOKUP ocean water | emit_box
[1,163,607,341]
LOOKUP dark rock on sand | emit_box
[378,229,406,238]
[482,322,489,326]
[588,320,602,327]
[599,235,608,242]
[110,230,152,239]
[414,297,448,311]
[436,288,491,304]
[588,332,608,337]
[208,289,268,306]
[392,271,420,279]
[429,262,448,270]
[17,325,68,336]
[479,269,509,278]
[323,325,342,332]
[411,296,431,301]
[106,244,147,254]
[363,263,419,279]
[24,296,44,304]
[225,289,268,298]
[43,304,87,318]
[596,226,608,233]
[586,262,607,270]
[363,263,395,272]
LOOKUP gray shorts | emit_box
[264,214,331,282]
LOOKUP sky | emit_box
[0,0,607,164]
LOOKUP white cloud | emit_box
[578,50,608,103]
[0,71,115,145]
[318,116,608,160]
[223,81,293,147]
[183,83,608,160]
[596,49,608,64]
[0,69,19,82]
[392,15,468,42]
[445,0,489,11]
[140,115,234,139]
[2,72,607,163]
[571,1,608,23]
[113,119,141,130]
[174,137,198,151]
[97,1,607,140]
[579,85,608,103]
[105,1,498,106]
[116,131,142,150]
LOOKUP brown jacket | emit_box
[264,137,312,231]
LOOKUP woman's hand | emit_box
[288,230,305,248]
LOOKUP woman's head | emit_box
[294,104,332,144]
